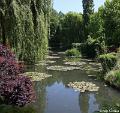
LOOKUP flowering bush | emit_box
[0,44,35,106]
[0,57,20,77]
[0,44,22,76]
[0,75,35,107]
[0,44,16,61]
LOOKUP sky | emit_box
[53,0,106,14]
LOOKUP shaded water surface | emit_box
[30,53,120,113]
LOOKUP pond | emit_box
[28,52,120,113]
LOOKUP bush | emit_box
[65,48,80,57]
[99,53,117,72]
[0,44,35,106]
[0,44,16,61]
[105,70,120,88]
[0,44,24,76]
[80,37,106,58]
[0,57,20,77]
[115,48,120,69]
[0,75,35,107]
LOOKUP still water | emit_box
[28,52,120,113]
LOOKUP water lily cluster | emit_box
[0,44,35,107]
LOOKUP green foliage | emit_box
[72,43,82,52]
[65,48,80,57]
[116,48,120,69]
[99,53,117,72]
[82,0,94,40]
[103,0,120,47]
[80,36,106,58]
[60,12,83,48]
[0,105,35,113]
[81,37,96,58]
[49,9,61,48]
[0,0,52,63]
[105,70,120,88]
[104,48,120,88]
[50,9,59,39]
[49,11,83,49]
[89,6,104,39]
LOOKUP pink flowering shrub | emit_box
[0,44,16,61]
[0,76,35,107]
[0,57,20,76]
[0,44,35,107]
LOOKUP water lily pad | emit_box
[64,62,86,66]
[46,56,60,59]
[46,66,81,71]
[35,63,48,66]
[88,75,96,77]
[52,54,58,56]
[36,60,56,66]
[24,72,52,81]
[57,52,65,54]
[68,81,99,92]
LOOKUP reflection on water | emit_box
[45,82,80,113]
[33,81,46,113]
[79,93,99,113]
[1,53,120,113]
[31,53,120,113]
[88,94,99,113]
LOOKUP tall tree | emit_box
[103,0,120,47]
[0,0,52,63]
[82,0,94,41]
[60,12,83,48]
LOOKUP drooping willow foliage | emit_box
[0,0,52,63]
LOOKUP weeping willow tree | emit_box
[0,0,52,63]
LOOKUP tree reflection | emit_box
[33,81,46,113]
[79,93,89,113]
[79,92,99,113]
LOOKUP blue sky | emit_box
[53,0,106,13]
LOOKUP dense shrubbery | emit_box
[0,45,16,61]
[65,48,80,57]
[0,57,20,76]
[104,49,120,89]
[80,38,96,58]
[49,12,83,48]
[0,75,35,106]
[0,44,24,76]
[105,70,120,88]
[0,44,35,107]
[99,53,117,72]
[80,37,106,58]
